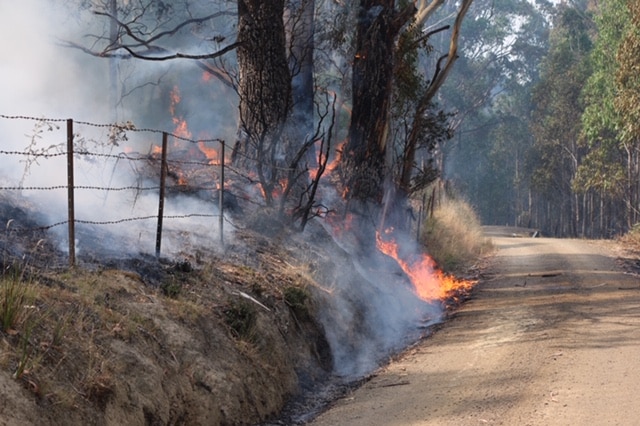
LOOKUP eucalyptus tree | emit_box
[577,0,630,235]
[528,4,593,236]
[65,0,477,232]
[435,0,551,226]
[333,0,473,234]
[613,0,640,230]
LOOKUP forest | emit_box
[21,0,640,239]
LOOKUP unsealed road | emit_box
[309,227,640,425]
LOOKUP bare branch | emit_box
[412,0,446,30]
[93,10,235,47]
[118,42,242,61]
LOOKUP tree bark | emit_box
[339,1,415,203]
[233,0,292,202]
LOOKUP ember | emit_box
[376,227,476,303]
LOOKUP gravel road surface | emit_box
[308,227,640,425]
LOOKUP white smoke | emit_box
[0,0,234,259]
[1,0,448,384]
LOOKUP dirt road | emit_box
[308,228,640,425]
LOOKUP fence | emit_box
[0,114,228,266]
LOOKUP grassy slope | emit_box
[0,229,331,425]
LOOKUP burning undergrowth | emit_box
[0,120,478,425]
[0,178,480,425]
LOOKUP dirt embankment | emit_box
[0,226,335,426]
[309,227,640,425]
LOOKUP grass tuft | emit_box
[0,264,35,333]
[420,197,492,273]
[223,300,256,341]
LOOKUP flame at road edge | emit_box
[376,227,476,303]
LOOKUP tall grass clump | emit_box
[420,197,492,273]
[619,223,640,253]
[0,265,35,332]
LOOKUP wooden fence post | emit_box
[156,132,168,257]
[66,119,75,267]
[219,140,225,246]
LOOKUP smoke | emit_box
[1,0,449,383]
[0,1,235,259]
[298,216,443,378]
[0,2,110,122]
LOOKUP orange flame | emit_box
[169,85,181,117]
[169,85,192,139]
[198,141,220,165]
[376,228,475,302]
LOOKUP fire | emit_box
[169,85,181,117]
[198,141,220,165]
[326,139,345,173]
[169,85,192,139]
[376,228,475,303]
[173,119,192,139]
[176,172,188,186]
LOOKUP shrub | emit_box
[284,286,310,321]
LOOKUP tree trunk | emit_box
[340,1,414,203]
[233,0,292,204]
[287,0,315,145]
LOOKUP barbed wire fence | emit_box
[0,114,232,267]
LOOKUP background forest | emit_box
[446,0,640,238]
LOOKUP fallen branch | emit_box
[232,290,271,312]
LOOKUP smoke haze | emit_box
[0,0,449,380]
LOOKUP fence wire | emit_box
[0,115,237,260]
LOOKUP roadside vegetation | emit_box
[420,192,492,274]
[618,224,640,253]
[0,233,331,425]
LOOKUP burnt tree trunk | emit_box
[287,0,315,143]
[233,0,292,205]
[339,1,415,203]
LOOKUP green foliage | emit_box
[614,0,640,145]
[441,0,550,226]
[526,3,593,234]
[573,144,626,196]
[581,0,628,144]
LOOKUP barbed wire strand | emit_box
[0,114,223,145]
[0,114,287,251]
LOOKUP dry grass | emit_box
[618,224,640,254]
[420,197,492,273]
